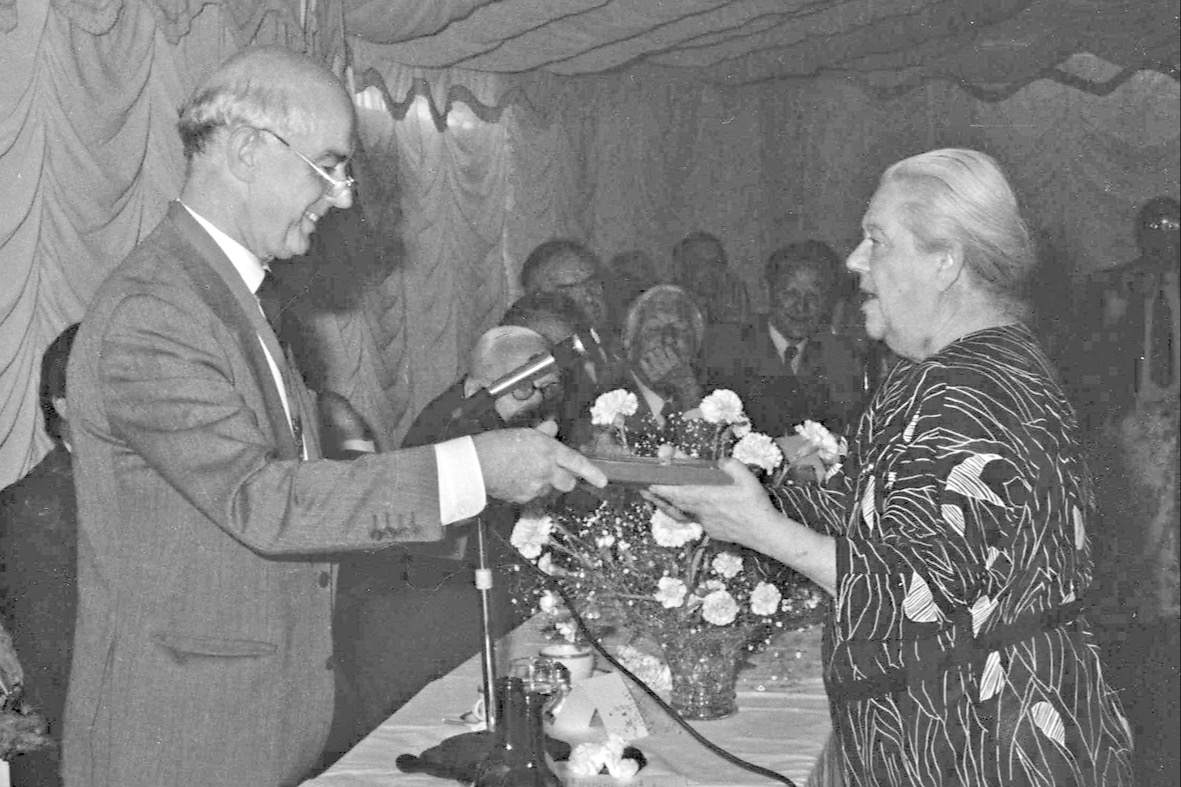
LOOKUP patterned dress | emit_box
[773,324,1133,786]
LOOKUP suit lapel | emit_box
[165,203,302,460]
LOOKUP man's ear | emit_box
[224,125,262,185]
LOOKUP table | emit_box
[304,620,832,786]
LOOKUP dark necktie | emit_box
[256,271,285,340]
[781,343,799,374]
[256,272,303,451]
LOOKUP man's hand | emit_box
[472,428,607,504]
[638,342,702,407]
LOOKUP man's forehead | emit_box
[684,239,722,259]
[543,254,596,281]
[493,346,546,374]
[773,267,826,289]
[642,299,692,324]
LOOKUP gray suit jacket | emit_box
[63,203,449,787]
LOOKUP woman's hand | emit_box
[648,458,780,552]
[649,458,837,595]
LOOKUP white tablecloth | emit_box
[304,621,831,786]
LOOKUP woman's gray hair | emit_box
[623,285,706,349]
[882,148,1036,316]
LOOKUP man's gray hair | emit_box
[883,148,1036,316]
[176,47,337,162]
[623,284,706,349]
[468,326,549,385]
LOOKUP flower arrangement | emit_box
[510,389,826,718]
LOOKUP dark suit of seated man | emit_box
[327,327,563,761]
[0,324,79,785]
[702,240,866,438]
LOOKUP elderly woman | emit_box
[652,149,1133,785]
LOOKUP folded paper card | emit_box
[551,671,650,740]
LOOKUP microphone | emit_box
[451,330,605,421]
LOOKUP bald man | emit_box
[63,47,602,787]
[330,327,563,756]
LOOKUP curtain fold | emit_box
[0,0,189,487]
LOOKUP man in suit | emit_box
[519,239,612,338]
[0,324,79,784]
[703,240,864,438]
[330,327,561,757]
[62,46,604,787]
[670,231,751,327]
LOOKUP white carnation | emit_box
[701,589,740,625]
[590,389,639,426]
[733,431,783,472]
[510,513,554,559]
[750,581,783,616]
[539,589,562,613]
[650,507,704,547]
[613,645,672,692]
[568,735,638,780]
[654,576,688,608]
[699,389,745,424]
[712,552,744,579]
[556,619,578,642]
[795,419,847,466]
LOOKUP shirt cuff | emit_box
[435,436,487,524]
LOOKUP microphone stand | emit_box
[415,330,604,771]
[473,513,498,732]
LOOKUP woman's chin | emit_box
[862,301,886,340]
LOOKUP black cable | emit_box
[498,528,799,787]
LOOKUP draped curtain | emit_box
[0,0,1178,488]
[342,58,1175,432]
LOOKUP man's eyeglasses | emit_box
[256,127,355,201]
[510,380,562,401]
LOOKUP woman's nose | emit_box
[846,240,869,273]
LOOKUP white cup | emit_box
[539,642,596,682]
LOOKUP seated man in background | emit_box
[327,327,562,762]
[1071,195,1178,787]
[501,289,588,349]
[703,240,864,438]
[501,289,626,446]
[519,239,612,340]
[619,285,706,427]
[604,249,661,327]
[670,231,751,327]
[0,324,80,785]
